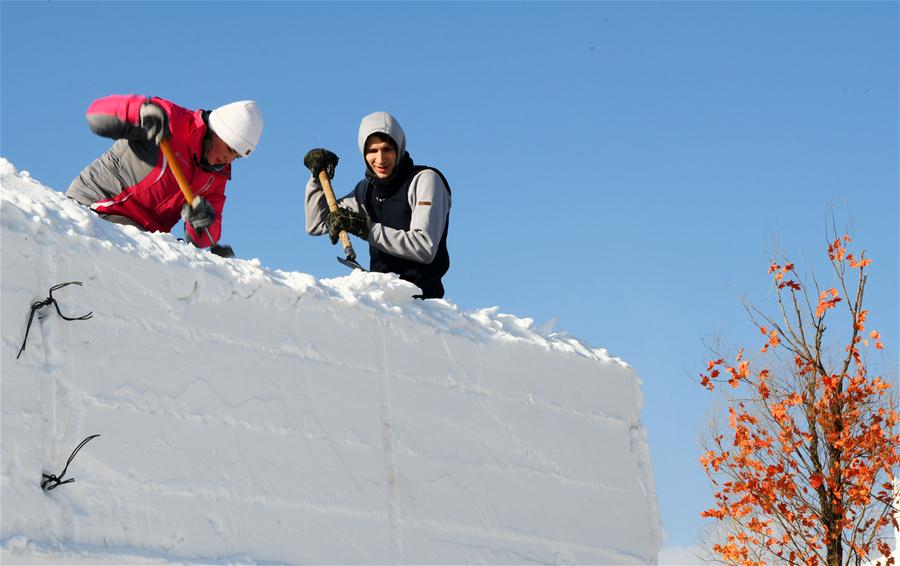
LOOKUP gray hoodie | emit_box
[305,112,450,265]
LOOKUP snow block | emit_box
[0,158,662,564]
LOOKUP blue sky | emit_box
[2,1,897,552]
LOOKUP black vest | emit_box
[353,166,451,299]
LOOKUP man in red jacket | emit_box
[66,94,263,250]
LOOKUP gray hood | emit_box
[358,111,407,160]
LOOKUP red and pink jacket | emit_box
[66,94,230,247]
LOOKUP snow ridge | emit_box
[1,158,662,564]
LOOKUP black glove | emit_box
[326,207,370,245]
[304,148,339,180]
[140,102,170,145]
[181,197,216,230]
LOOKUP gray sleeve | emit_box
[368,170,450,263]
[304,176,361,235]
[87,114,147,141]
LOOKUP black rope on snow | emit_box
[41,434,101,491]
[16,281,93,359]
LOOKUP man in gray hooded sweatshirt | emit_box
[304,111,451,299]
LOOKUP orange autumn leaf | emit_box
[815,288,841,317]
[760,328,780,353]
[770,262,796,283]
[828,236,849,261]
[867,330,885,350]
[855,309,869,331]
[770,403,787,421]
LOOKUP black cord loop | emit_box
[41,434,100,491]
[17,282,93,359]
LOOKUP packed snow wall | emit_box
[1,158,662,564]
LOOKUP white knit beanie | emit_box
[209,100,264,156]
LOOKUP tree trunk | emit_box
[826,533,842,566]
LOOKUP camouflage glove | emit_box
[304,148,339,180]
[181,197,216,230]
[139,102,170,145]
[326,207,370,245]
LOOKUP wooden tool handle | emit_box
[159,139,196,205]
[159,138,226,252]
[318,171,354,253]
[318,171,340,213]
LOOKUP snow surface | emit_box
[0,157,662,564]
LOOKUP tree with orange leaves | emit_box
[699,231,898,566]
